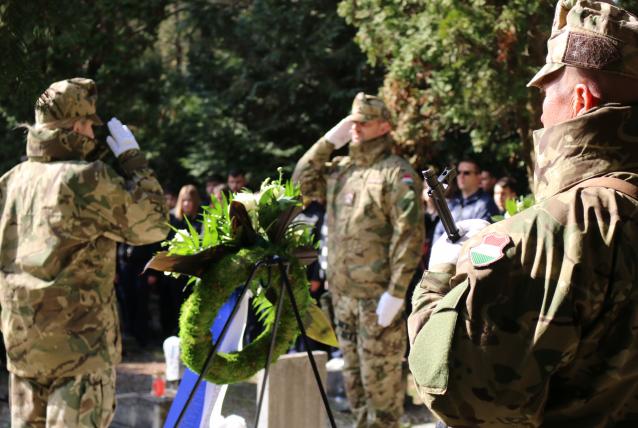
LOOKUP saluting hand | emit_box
[323,117,353,149]
[106,117,140,157]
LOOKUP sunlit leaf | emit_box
[303,303,339,348]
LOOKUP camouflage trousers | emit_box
[9,367,116,428]
[331,291,406,428]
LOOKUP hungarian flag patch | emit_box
[469,233,511,268]
[401,173,415,186]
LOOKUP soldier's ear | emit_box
[573,83,601,117]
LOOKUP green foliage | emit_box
[0,0,381,188]
[164,192,234,255]
[162,171,311,256]
[337,0,551,179]
[173,0,383,184]
[179,247,312,384]
[505,194,535,216]
[252,290,275,329]
[5,0,638,188]
[492,194,535,222]
[257,170,302,235]
[201,194,234,248]
[339,0,638,182]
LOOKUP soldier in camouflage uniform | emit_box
[293,93,424,427]
[408,1,638,426]
[0,78,169,427]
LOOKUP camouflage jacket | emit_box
[293,135,424,299]
[408,104,638,427]
[0,127,169,378]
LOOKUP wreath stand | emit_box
[173,255,337,428]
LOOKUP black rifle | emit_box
[423,167,461,243]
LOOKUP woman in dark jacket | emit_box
[160,184,202,337]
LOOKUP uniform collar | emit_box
[349,134,392,166]
[533,103,638,201]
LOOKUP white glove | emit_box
[323,118,352,149]
[106,117,140,157]
[428,219,491,268]
[375,292,404,327]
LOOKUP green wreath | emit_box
[179,248,311,384]
[147,173,337,384]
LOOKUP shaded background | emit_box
[2,0,638,193]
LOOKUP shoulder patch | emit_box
[401,173,415,186]
[469,233,511,268]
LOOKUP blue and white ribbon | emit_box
[164,287,250,428]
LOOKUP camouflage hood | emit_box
[533,103,638,200]
[349,133,393,166]
[26,126,108,162]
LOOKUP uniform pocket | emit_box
[408,280,469,394]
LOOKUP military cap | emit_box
[528,0,638,87]
[346,92,392,123]
[35,78,103,126]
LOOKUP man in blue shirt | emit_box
[432,158,499,243]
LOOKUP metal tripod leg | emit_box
[254,264,287,427]
[174,260,265,428]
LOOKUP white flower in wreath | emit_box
[259,182,284,200]
[234,191,262,231]
[174,229,189,242]
[163,229,191,277]
[234,191,259,213]
[166,229,189,251]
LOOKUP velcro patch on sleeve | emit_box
[401,173,415,186]
[469,233,511,268]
